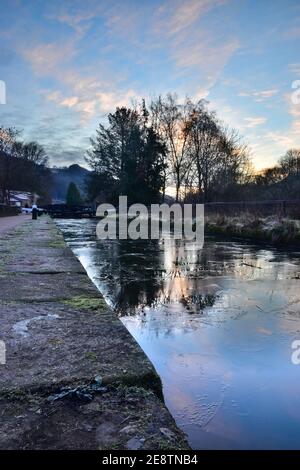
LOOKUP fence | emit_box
[204,200,300,218]
[0,204,21,217]
[41,204,96,218]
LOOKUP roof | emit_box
[9,191,40,201]
[9,193,32,202]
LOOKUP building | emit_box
[9,191,38,208]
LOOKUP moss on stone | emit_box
[63,295,107,311]
[48,239,66,248]
[85,351,98,362]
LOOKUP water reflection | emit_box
[57,219,300,449]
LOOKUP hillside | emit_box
[50,164,91,203]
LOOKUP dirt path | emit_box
[0,214,29,234]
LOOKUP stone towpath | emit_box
[0,216,189,450]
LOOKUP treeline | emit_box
[2,95,299,208]
[86,94,252,204]
[0,127,51,204]
[248,149,300,201]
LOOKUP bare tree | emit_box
[150,94,194,201]
[150,95,252,202]
[0,127,20,204]
[214,127,252,188]
[19,141,48,166]
[0,127,49,204]
[186,103,220,201]
[279,149,300,177]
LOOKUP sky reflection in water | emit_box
[57,219,300,449]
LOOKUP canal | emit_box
[57,218,300,450]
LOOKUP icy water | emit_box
[57,218,300,450]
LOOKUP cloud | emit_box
[172,36,238,71]
[45,0,106,38]
[25,0,237,118]
[43,77,139,123]
[250,91,300,169]
[289,63,300,76]
[287,95,300,118]
[152,0,238,95]
[194,88,210,100]
[99,0,238,97]
[246,124,300,170]
[4,0,297,171]
[20,0,236,124]
[60,96,79,108]
[46,90,62,103]
[96,89,138,112]
[44,86,97,120]
[156,0,226,36]
[239,89,279,102]
[292,120,300,134]
[264,129,300,149]
[23,35,139,122]
[22,41,76,76]
[243,117,267,128]
[254,89,279,100]
[262,94,300,157]
[55,11,96,37]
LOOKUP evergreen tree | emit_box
[66,182,82,205]
[86,106,166,205]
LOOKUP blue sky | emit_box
[0,0,299,169]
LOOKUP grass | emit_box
[205,213,300,245]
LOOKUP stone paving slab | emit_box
[4,248,86,274]
[0,301,159,393]
[0,272,104,302]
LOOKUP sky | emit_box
[0,0,300,170]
